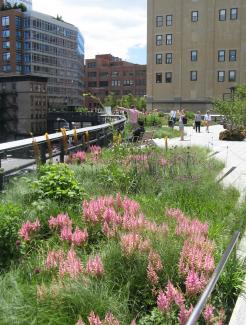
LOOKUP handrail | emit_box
[186,231,240,325]
[0,114,126,153]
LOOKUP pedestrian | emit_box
[118,105,142,129]
[204,110,212,133]
[194,111,202,133]
[178,109,185,141]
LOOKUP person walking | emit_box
[194,111,202,133]
[118,105,142,129]
[204,110,212,133]
[178,109,185,141]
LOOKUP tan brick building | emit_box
[147,0,246,112]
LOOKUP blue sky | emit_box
[33,0,147,64]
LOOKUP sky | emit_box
[33,0,147,64]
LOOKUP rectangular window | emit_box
[219,9,226,21]
[229,50,237,62]
[3,41,10,49]
[218,50,225,62]
[16,65,22,73]
[166,15,173,26]
[2,16,10,26]
[2,30,10,38]
[191,50,198,61]
[156,73,162,83]
[156,53,162,64]
[156,35,163,46]
[16,41,22,50]
[87,62,96,68]
[3,65,11,72]
[165,72,172,83]
[88,71,97,78]
[16,53,22,63]
[2,52,10,62]
[88,81,97,87]
[156,16,163,27]
[218,71,225,82]
[111,80,121,87]
[190,71,198,81]
[16,16,22,28]
[166,53,173,64]
[166,34,173,45]
[191,11,198,22]
[230,8,238,20]
[229,70,236,82]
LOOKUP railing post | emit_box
[0,168,4,191]
[40,143,46,164]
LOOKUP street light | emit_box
[56,117,70,131]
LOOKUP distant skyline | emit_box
[33,0,147,64]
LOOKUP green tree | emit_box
[104,92,117,108]
[214,85,246,128]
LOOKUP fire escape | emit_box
[0,89,18,141]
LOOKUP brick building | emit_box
[85,54,146,108]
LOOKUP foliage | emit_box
[56,14,64,22]
[1,2,27,11]
[74,106,88,113]
[32,164,83,201]
[142,112,163,126]
[214,84,246,128]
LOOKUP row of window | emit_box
[156,8,238,27]
[87,71,146,78]
[2,41,22,49]
[155,70,237,83]
[156,34,173,45]
[155,50,237,64]
[1,16,22,27]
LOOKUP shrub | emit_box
[32,164,83,201]
[0,203,22,268]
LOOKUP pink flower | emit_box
[157,290,170,312]
[46,250,64,269]
[178,305,193,325]
[19,218,41,241]
[185,270,204,295]
[86,255,104,277]
[147,264,159,285]
[59,249,83,278]
[88,312,102,325]
[48,214,72,229]
[104,313,120,325]
[148,251,163,272]
[60,226,73,241]
[71,227,88,246]
[203,304,214,323]
[72,151,86,162]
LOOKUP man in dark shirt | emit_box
[130,120,145,142]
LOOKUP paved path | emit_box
[154,124,246,325]
[153,125,246,197]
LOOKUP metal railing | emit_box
[0,114,126,190]
[186,231,240,325]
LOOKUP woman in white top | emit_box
[178,110,185,141]
[204,111,212,133]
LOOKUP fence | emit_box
[0,114,126,190]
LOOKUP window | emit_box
[2,52,10,62]
[219,9,226,21]
[3,41,10,49]
[229,50,237,62]
[229,70,236,82]
[2,30,10,38]
[165,72,172,83]
[191,11,198,22]
[218,50,225,62]
[166,15,173,26]
[166,34,173,45]
[166,53,172,64]
[16,53,22,63]
[156,73,162,83]
[111,80,121,87]
[2,16,10,26]
[3,65,11,72]
[112,71,119,77]
[88,71,97,78]
[87,62,96,68]
[156,53,162,64]
[156,16,163,27]
[230,8,238,20]
[123,80,134,86]
[190,71,197,81]
[156,35,163,46]
[16,42,22,50]
[88,81,97,87]
[16,16,22,28]
[191,50,198,61]
[218,71,225,82]
[16,31,21,40]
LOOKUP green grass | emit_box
[0,145,245,324]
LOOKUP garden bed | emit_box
[0,144,245,325]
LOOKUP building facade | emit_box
[0,75,47,141]
[1,0,32,11]
[147,0,246,112]
[0,4,84,110]
[85,54,146,108]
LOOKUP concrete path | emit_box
[154,124,246,325]
[153,125,246,197]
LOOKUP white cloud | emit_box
[32,0,147,62]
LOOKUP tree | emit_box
[214,85,246,128]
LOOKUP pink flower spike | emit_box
[88,312,102,325]
[157,290,170,312]
[72,227,88,246]
[86,255,104,277]
[203,304,214,323]
[104,312,120,325]
[19,219,41,241]
[76,316,85,325]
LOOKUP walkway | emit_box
[154,124,246,325]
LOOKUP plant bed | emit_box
[0,145,245,324]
